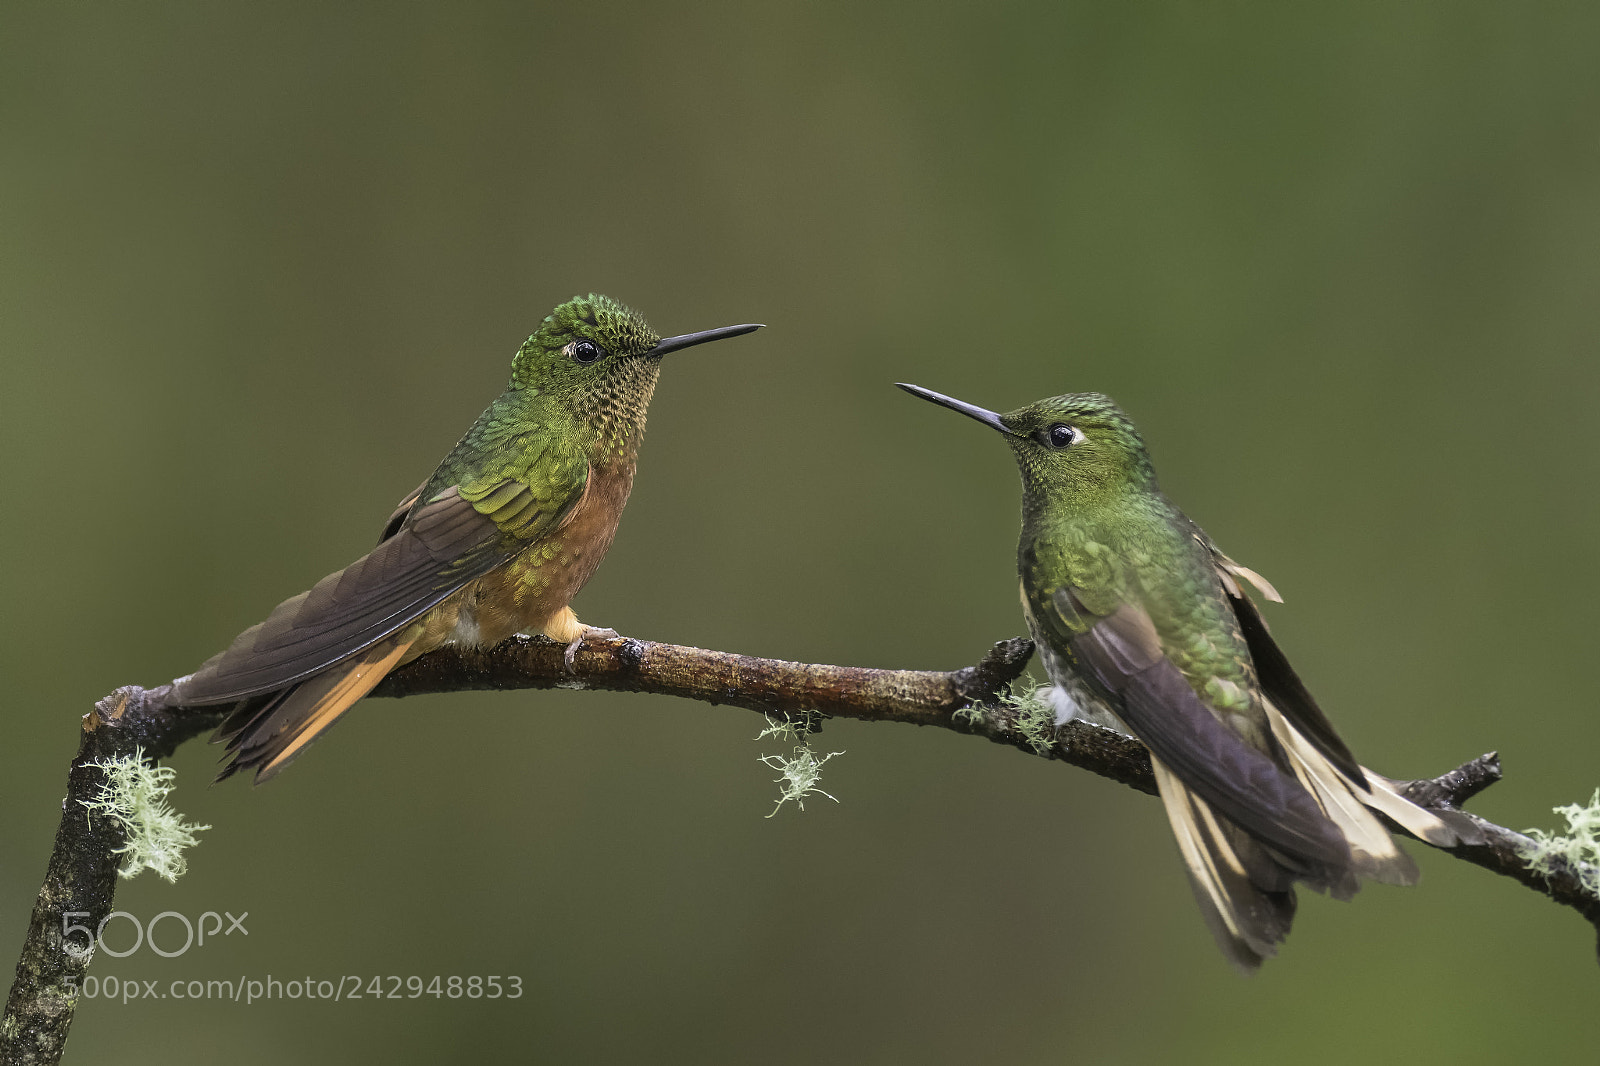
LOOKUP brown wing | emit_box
[174,487,515,705]
[1041,588,1352,880]
[378,479,428,544]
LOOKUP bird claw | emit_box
[563,627,619,671]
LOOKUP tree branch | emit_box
[1,688,213,1066]
[5,634,1597,1066]
[372,634,1600,949]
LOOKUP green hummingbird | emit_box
[898,384,1480,971]
[173,295,761,783]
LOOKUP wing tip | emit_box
[210,635,418,785]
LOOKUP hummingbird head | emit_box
[512,294,761,456]
[896,384,1156,503]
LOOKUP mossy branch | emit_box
[5,633,1597,1066]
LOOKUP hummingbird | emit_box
[897,384,1480,971]
[173,295,761,783]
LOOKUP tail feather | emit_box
[214,688,290,746]
[1263,701,1419,887]
[213,630,418,784]
[1152,758,1296,973]
[1359,769,1486,847]
[1155,706,1484,972]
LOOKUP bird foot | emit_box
[563,627,619,671]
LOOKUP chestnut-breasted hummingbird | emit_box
[175,295,760,782]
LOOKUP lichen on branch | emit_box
[1523,789,1600,895]
[80,748,209,882]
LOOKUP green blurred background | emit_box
[4,2,1599,1062]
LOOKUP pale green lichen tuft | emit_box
[1002,682,1058,754]
[80,749,210,882]
[1522,789,1600,895]
[952,703,987,727]
[756,721,844,818]
[755,714,806,743]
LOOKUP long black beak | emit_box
[650,322,764,356]
[896,382,1012,434]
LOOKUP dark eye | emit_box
[1045,423,1079,448]
[566,340,605,365]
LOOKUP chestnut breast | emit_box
[442,459,638,648]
